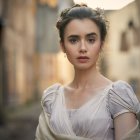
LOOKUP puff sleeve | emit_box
[108,80,140,119]
[41,83,61,115]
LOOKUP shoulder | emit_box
[41,83,61,103]
[41,83,61,115]
[108,80,140,118]
[109,80,136,99]
[112,80,133,91]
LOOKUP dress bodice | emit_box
[42,80,140,140]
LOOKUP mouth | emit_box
[77,56,89,59]
[77,56,89,63]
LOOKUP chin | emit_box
[74,64,94,71]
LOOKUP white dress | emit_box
[41,80,140,140]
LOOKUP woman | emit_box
[35,4,140,140]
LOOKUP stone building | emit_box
[35,0,74,95]
[0,0,74,108]
[0,0,36,105]
[105,0,140,99]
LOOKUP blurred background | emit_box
[0,0,140,139]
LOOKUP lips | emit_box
[77,56,89,63]
[77,56,89,59]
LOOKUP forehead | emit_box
[64,18,100,37]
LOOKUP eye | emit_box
[87,38,95,43]
[69,37,79,44]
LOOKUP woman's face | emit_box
[61,18,103,70]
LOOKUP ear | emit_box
[60,41,66,53]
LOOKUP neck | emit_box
[71,67,101,89]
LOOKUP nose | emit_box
[79,40,87,53]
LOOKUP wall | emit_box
[106,1,140,98]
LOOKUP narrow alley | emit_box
[0,102,41,140]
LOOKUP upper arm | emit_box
[114,112,137,140]
[108,81,140,139]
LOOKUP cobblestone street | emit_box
[0,102,41,140]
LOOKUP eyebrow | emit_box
[67,35,79,38]
[67,32,97,38]
[86,32,97,37]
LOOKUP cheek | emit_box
[65,48,77,62]
[66,50,75,59]
[90,44,101,55]
[65,53,75,65]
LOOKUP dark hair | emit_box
[56,4,109,42]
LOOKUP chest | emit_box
[66,96,114,138]
[64,88,102,110]
[49,86,114,139]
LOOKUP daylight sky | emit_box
[73,0,135,10]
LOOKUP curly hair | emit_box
[56,4,109,42]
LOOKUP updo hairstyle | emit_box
[56,4,109,42]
